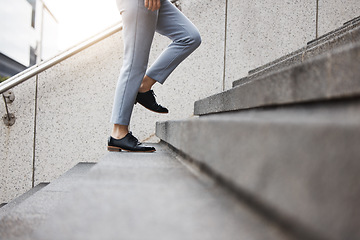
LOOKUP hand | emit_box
[144,0,161,11]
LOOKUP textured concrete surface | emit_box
[157,98,360,240]
[1,0,225,203]
[318,0,360,36]
[0,77,36,203]
[34,32,123,185]
[195,42,360,116]
[34,0,224,186]
[233,19,360,87]
[307,16,360,47]
[32,143,294,240]
[0,183,48,220]
[0,163,94,240]
[224,0,316,90]
[2,0,358,210]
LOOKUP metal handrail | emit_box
[0,22,123,94]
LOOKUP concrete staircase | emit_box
[0,163,95,239]
[0,144,299,240]
[156,16,360,240]
[0,183,49,220]
[232,15,360,88]
[0,15,359,240]
[195,17,360,116]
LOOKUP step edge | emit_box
[156,109,360,240]
[235,20,360,87]
[0,183,49,219]
[197,42,360,116]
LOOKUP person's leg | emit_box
[111,0,159,133]
[138,75,156,93]
[111,124,129,139]
[108,0,158,152]
[144,0,201,85]
[135,0,201,114]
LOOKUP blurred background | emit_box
[0,0,120,79]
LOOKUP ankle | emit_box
[138,84,151,93]
[139,75,156,93]
[112,124,129,139]
[111,132,128,140]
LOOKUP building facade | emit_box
[0,0,59,78]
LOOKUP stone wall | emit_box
[1,0,359,203]
[224,0,360,90]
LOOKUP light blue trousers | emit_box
[111,0,201,125]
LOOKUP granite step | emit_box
[343,15,360,27]
[157,97,360,240]
[195,41,360,116]
[0,183,49,220]
[0,162,95,240]
[31,143,300,240]
[233,15,360,87]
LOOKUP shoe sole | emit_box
[107,146,156,153]
[135,101,169,114]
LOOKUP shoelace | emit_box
[128,132,141,146]
[149,90,165,108]
[150,90,156,97]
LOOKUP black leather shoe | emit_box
[108,132,156,152]
[136,90,169,113]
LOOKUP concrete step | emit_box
[156,98,360,240]
[343,15,360,27]
[31,143,298,240]
[195,42,360,116]
[0,183,49,220]
[233,15,360,87]
[0,162,95,240]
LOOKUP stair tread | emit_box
[157,98,360,240]
[0,183,49,219]
[0,162,95,240]
[195,42,360,116]
[32,143,294,240]
[234,16,360,87]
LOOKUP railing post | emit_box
[2,91,16,126]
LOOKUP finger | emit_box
[151,0,160,11]
[144,0,149,8]
[148,0,153,10]
[155,0,161,10]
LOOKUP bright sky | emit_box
[43,0,121,50]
